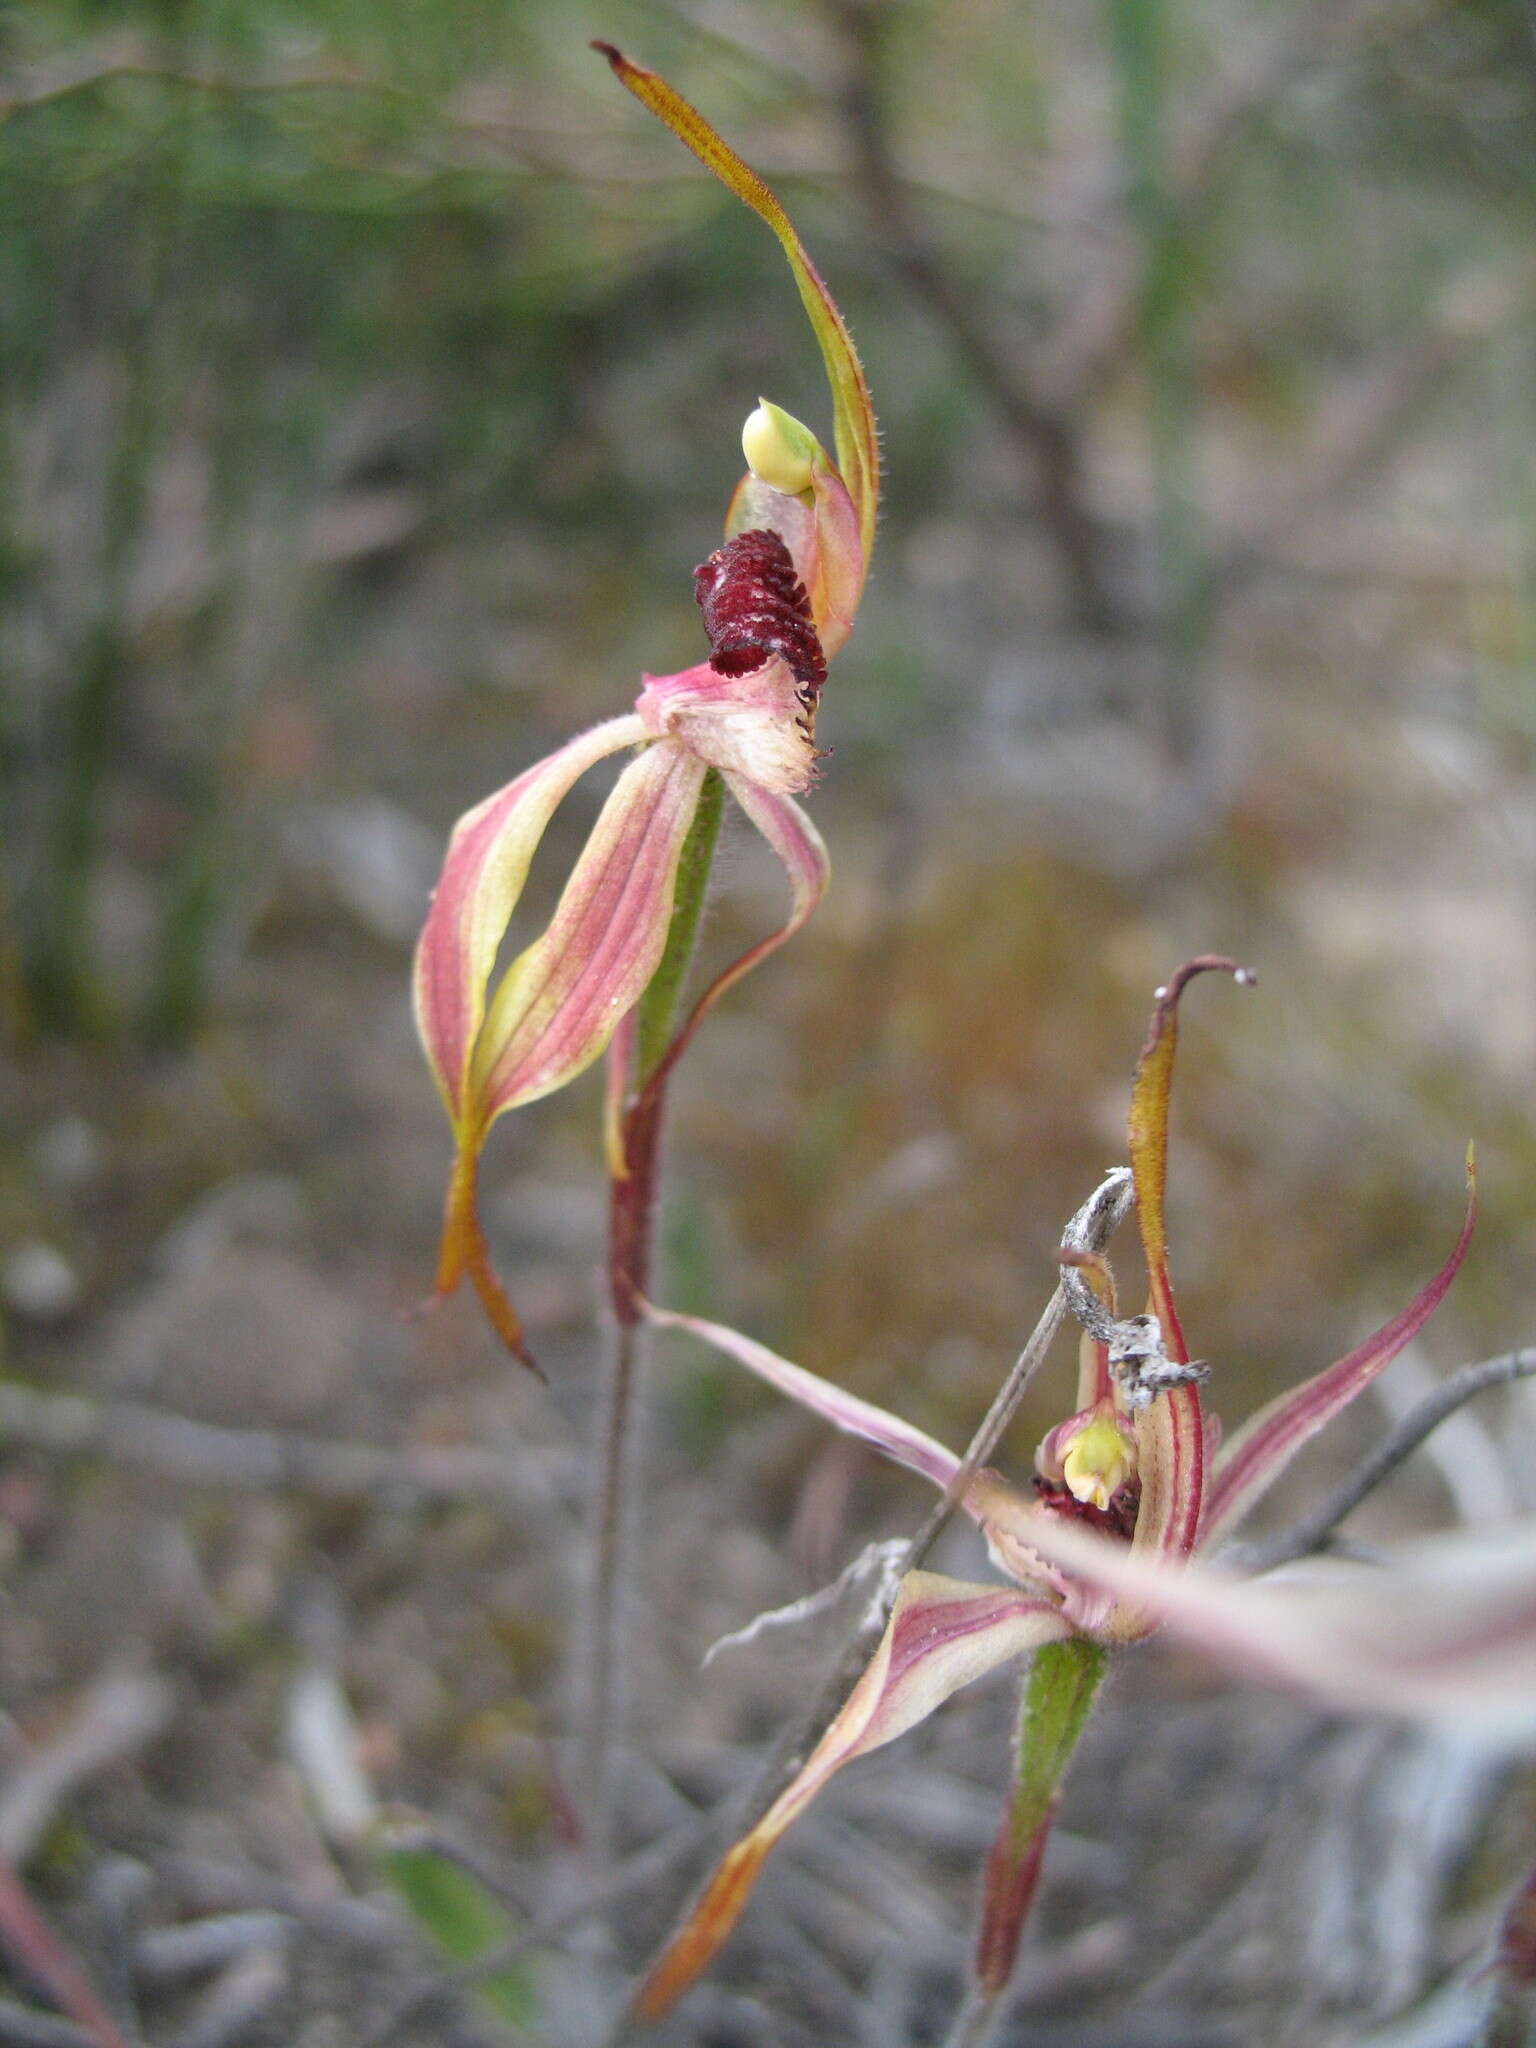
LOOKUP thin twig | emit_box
[906,1171,1135,1577]
[133,1915,292,1987]
[0,47,420,122]
[0,1863,130,2048]
[165,1947,287,2048]
[1209,262,1532,604]
[0,1674,174,1868]
[820,0,1119,631]
[1229,1347,1536,1575]
[0,2003,94,2048]
[1039,0,1467,410]
[0,1383,563,1518]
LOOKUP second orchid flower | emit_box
[633,960,1494,2019]
[413,47,878,1364]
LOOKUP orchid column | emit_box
[412,45,878,1828]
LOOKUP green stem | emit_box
[582,769,725,1845]
[633,768,725,1083]
[947,1635,1107,2047]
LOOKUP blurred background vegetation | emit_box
[3,0,1536,2040]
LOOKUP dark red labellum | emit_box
[694,529,826,700]
[1033,1474,1141,1543]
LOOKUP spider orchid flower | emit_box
[413,46,877,1365]
[633,959,1497,2019]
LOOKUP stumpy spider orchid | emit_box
[413,46,877,1365]
[630,957,1528,2023]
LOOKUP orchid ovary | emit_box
[632,962,1482,2016]
[413,47,877,1365]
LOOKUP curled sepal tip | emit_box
[432,1148,542,1377]
[593,40,878,575]
[1128,957,1255,1365]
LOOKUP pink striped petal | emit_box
[645,1305,962,1492]
[1008,1514,1536,1737]
[471,740,708,1114]
[635,1572,1073,2018]
[421,733,703,1364]
[412,714,645,1126]
[1202,1157,1477,1547]
[649,1308,1063,1603]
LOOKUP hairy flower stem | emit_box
[945,1637,1107,2048]
[580,772,725,1843]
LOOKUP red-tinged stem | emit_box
[945,1635,1107,2048]
[0,1858,131,2048]
[580,1087,667,1835]
[579,773,723,1845]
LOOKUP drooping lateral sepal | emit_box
[412,713,648,1126]
[634,1572,1074,2019]
[415,728,706,1359]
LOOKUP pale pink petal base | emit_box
[1019,1512,1536,1737]
[636,656,817,795]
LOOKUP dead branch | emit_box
[1038,0,1469,410]
[0,1382,565,1519]
[821,0,1121,632]
[1210,262,1533,604]
[1228,1346,1536,1575]
[0,1673,174,1869]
